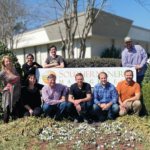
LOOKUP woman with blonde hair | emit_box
[0,56,21,123]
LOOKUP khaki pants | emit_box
[119,100,142,116]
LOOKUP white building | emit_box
[14,11,150,66]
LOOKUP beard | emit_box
[126,78,132,82]
[126,45,132,49]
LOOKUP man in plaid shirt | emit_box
[93,72,119,122]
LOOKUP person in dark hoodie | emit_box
[22,54,42,85]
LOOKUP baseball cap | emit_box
[124,36,132,42]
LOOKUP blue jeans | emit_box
[43,102,67,119]
[93,104,119,120]
[67,101,93,118]
[137,75,144,88]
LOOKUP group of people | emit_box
[0,36,147,123]
[42,70,141,123]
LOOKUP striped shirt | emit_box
[122,45,147,76]
[93,82,118,105]
[42,84,67,105]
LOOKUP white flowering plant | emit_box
[38,121,143,149]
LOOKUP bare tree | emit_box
[34,0,112,58]
[32,0,66,58]
[53,0,79,58]
[135,0,150,12]
[78,0,112,58]
[35,0,78,58]
[53,0,112,58]
[0,0,28,51]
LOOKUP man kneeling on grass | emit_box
[116,70,142,116]
[93,72,119,122]
[42,74,67,120]
[67,73,92,123]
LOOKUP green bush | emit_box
[64,57,122,68]
[142,82,150,116]
[141,63,150,116]
[142,64,150,87]
[147,53,150,58]
[0,41,22,118]
[101,46,121,58]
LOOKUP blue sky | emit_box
[28,0,150,30]
[108,0,150,29]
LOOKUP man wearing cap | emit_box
[122,37,147,87]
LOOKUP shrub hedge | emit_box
[142,65,150,87]
[64,57,122,68]
[101,46,121,59]
[142,82,150,115]
[141,64,150,116]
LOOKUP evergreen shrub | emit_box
[142,82,150,115]
[141,64,150,116]
[142,64,150,86]
[101,46,121,58]
[64,57,122,68]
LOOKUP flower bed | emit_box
[39,121,144,150]
[0,116,147,150]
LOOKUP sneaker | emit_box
[74,116,79,123]
[83,116,89,123]
[74,118,79,123]
[78,111,89,123]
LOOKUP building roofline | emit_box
[15,27,45,37]
[92,33,150,44]
[100,11,133,23]
[14,34,93,49]
[15,30,150,50]
[131,25,150,32]
[43,10,133,27]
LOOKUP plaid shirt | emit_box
[122,45,147,76]
[93,82,118,105]
[42,84,67,105]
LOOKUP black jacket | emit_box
[22,62,42,82]
[21,84,43,109]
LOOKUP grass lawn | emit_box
[0,115,149,150]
